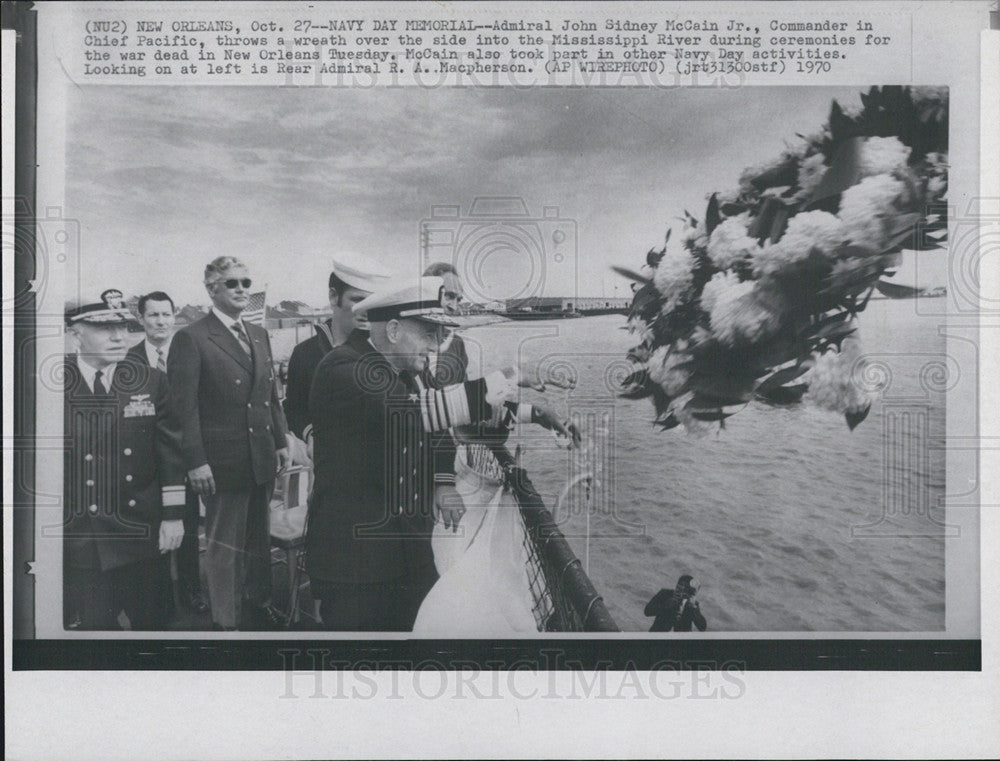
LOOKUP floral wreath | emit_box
[616,86,948,433]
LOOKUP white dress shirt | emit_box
[76,354,118,394]
[212,306,246,333]
[143,336,172,370]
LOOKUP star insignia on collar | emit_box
[408,393,419,402]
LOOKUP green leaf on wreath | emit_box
[875,280,923,299]
[768,205,790,244]
[755,383,808,406]
[690,409,735,422]
[748,196,783,243]
[612,265,652,285]
[879,212,925,254]
[756,363,811,393]
[749,154,799,192]
[845,404,871,431]
[654,413,682,430]
[797,311,849,337]
[805,136,865,209]
[705,193,722,237]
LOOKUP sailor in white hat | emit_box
[283,252,393,447]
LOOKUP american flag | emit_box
[242,291,266,325]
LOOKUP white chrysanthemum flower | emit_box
[858,136,911,178]
[839,101,864,119]
[653,246,696,313]
[805,339,877,414]
[706,217,758,270]
[924,152,948,170]
[715,189,741,208]
[838,174,905,251]
[738,155,789,196]
[668,392,715,436]
[794,153,827,201]
[751,210,845,276]
[680,218,709,250]
[702,272,783,345]
[647,346,690,397]
[784,136,811,161]
[910,86,948,106]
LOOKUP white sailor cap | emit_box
[65,288,136,326]
[352,276,460,326]
[329,252,393,293]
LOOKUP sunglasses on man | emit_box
[221,278,252,289]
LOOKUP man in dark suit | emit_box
[63,289,186,630]
[168,257,290,630]
[644,575,708,632]
[283,253,391,451]
[127,291,208,616]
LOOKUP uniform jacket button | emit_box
[128,499,136,507]
[125,474,133,482]
[88,504,98,514]
[86,479,94,487]
[236,379,242,385]
[123,448,132,456]
[84,454,94,462]
[247,403,252,408]
[264,401,270,407]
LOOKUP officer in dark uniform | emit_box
[126,291,209,618]
[63,289,186,630]
[306,276,535,631]
[283,253,391,450]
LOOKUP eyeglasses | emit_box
[222,278,252,289]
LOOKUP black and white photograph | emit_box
[5,1,998,758]
[37,83,963,635]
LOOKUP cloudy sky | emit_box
[65,85,873,307]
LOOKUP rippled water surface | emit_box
[273,299,948,632]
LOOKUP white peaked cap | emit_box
[330,252,394,292]
[352,276,459,326]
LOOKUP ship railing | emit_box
[480,443,620,633]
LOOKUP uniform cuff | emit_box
[162,485,186,507]
[516,403,534,424]
[434,473,457,486]
[303,424,313,442]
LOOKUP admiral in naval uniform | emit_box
[307,276,531,631]
[63,288,186,630]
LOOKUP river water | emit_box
[271,298,947,632]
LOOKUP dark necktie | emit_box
[93,369,109,396]
[231,322,252,357]
[156,347,167,373]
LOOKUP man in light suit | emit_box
[127,291,209,617]
[168,257,290,630]
[63,288,186,630]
